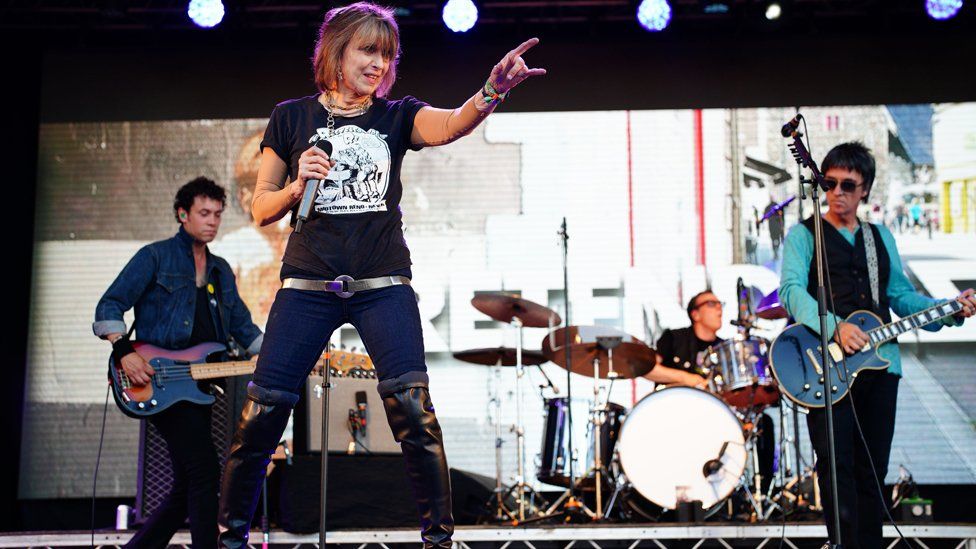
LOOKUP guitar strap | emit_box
[860,220,881,310]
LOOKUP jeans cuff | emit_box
[246,381,300,406]
[377,370,429,398]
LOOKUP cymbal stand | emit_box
[489,359,507,520]
[497,316,547,522]
[590,336,622,519]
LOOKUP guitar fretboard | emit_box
[190,361,256,380]
[867,300,963,345]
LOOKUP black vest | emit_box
[801,216,892,324]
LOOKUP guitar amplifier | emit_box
[303,375,401,455]
[134,376,250,523]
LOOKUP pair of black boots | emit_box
[217,378,454,549]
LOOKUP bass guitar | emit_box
[769,299,963,408]
[108,342,371,418]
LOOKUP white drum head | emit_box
[617,387,746,509]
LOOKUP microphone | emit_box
[294,139,334,233]
[780,113,802,138]
[702,441,730,477]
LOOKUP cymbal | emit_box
[756,289,788,320]
[471,292,562,328]
[452,347,548,367]
[541,325,656,379]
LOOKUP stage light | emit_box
[925,0,963,19]
[187,0,224,28]
[703,3,730,14]
[442,0,478,33]
[765,3,782,20]
[637,0,672,32]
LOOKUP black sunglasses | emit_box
[822,178,863,193]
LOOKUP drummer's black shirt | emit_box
[655,327,722,375]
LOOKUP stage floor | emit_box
[3,523,976,548]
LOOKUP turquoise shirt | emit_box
[779,220,958,376]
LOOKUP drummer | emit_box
[644,290,719,387]
[646,290,776,496]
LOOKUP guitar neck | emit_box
[868,300,963,346]
[190,360,256,380]
[186,350,372,381]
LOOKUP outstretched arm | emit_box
[411,38,546,147]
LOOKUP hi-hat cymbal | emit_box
[541,325,656,379]
[756,289,788,320]
[452,347,548,367]
[471,292,562,328]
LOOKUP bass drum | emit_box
[617,387,746,510]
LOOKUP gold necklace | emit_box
[322,93,372,136]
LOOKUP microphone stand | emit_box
[319,344,333,549]
[784,118,843,548]
[558,218,583,514]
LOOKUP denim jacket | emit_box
[93,226,263,355]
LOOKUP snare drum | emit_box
[702,337,779,408]
[617,387,746,510]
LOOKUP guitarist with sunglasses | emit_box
[92,177,264,549]
[779,142,976,549]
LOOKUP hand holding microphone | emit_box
[294,139,335,233]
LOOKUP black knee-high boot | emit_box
[218,383,298,549]
[380,372,454,549]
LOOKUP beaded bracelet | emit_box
[482,79,508,104]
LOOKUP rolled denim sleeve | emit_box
[92,246,156,338]
[779,223,843,339]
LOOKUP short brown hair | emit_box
[312,2,400,98]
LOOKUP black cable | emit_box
[91,384,111,548]
[347,423,373,455]
[819,219,914,549]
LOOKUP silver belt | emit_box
[281,275,411,298]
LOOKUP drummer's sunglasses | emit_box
[822,178,862,193]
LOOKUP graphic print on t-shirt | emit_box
[310,125,391,215]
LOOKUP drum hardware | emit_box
[540,326,656,521]
[452,346,549,521]
[469,293,561,522]
[756,288,789,320]
[740,409,783,521]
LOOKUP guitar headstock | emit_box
[318,349,375,376]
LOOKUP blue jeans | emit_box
[252,281,426,395]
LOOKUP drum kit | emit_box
[453,286,820,524]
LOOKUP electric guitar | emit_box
[769,299,963,408]
[108,342,372,418]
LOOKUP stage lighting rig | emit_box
[926,0,963,19]
[443,0,478,33]
[187,0,224,28]
[637,0,672,31]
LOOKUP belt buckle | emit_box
[333,274,355,298]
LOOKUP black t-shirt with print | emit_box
[261,94,429,279]
[655,326,721,375]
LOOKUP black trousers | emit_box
[807,370,899,549]
[126,402,219,549]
